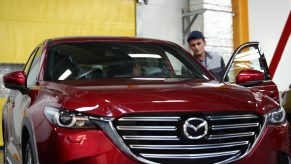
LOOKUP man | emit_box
[187,30,226,80]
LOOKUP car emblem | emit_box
[183,117,208,139]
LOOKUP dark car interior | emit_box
[44,42,210,81]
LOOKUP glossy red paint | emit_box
[39,79,275,117]
[248,81,280,103]
[2,37,290,164]
[36,127,137,164]
[236,69,264,84]
[235,123,289,164]
[35,120,289,164]
[3,71,26,86]
[22,91,291,164]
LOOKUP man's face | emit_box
[188,38,206,56]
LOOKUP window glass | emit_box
[45,42,210,81]
[27,47,41,86]
[23,48,38,74]
[226,45,268,83]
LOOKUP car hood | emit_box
[43,78,276,117]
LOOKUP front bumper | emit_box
[235,122,290,164]
[35,121,290,164]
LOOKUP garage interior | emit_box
[0,0,290,162]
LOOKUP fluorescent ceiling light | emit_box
[129,54,162,58]
[76,105,99,112]
[235,54,260,61]
[235,63,250,68]
[58,69,72,80]
[152,100,188,103]
[133,78,165,80]
[236,49,259,59]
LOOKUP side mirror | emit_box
[236,69,264,87]
[3,71,27,91]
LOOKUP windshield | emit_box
[44,42,210,81]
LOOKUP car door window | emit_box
[222,42,279,102]
[23,48,37,74]
[26,46,42,86]
[223,42,270,83]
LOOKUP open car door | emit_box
[222,42,280,103]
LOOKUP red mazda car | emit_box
[2,37,290,164]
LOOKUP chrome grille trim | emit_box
[123,135,179,140]
[109,113,266,164]
[207,114,258,120]
[117,126,177,131]
[140,150,240,159]
[118,117,180,121]
[209,132,255,139]
[211,123,259,130]
[130,141,249,150]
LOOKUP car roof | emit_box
[48,36,174,45]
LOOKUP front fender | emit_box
[22,117,39,164]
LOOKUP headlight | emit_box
[44,106,96,128]
[267,107,286,124]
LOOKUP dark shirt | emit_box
[195,51,226,80]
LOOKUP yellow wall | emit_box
[0,98,6,146]
[0,0,136,63]
[0,0,136,147]
[232,0,249,49]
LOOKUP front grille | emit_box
[113,112,265,164]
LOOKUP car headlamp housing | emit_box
[267,107,286,124]
[44,106,96,128]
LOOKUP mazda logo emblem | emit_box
[183,117,208,139]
